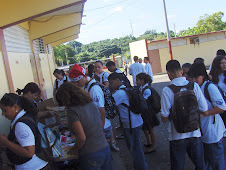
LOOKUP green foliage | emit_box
[53,11,226,66]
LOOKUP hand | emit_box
[0,135,8,147]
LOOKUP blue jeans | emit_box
[80,146,113,170]
[123,125,148,170]
[170,137,204,170]
[203,138,225,170]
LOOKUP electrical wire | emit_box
[85,0,130,12]
[83,0,138,31]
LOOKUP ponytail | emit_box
[0,93,37,117]
[16,82,41,96]
[16,88,24,95]
[136,73,153,85]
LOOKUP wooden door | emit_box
[148,49,162,74]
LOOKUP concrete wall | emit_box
[129,39,148,63]
[146,32,226,73]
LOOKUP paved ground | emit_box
[110,74,226,170]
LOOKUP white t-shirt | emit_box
[11,110,48,170]
[97,72,109,84]
[145,63,154,81]
[113,85,143,128]
[218,73,226,93]
[53,76,71,89]
[200,81,226,143]
[139,83,151,99]
[86,79,111,129]
[129,62,146,86]
[160,77,208,141]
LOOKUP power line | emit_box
[83,0,138,31]
[85,0,130,12]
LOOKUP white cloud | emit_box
[109,6,123,14]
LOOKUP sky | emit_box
[77,0,226,44]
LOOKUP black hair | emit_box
[210,55,226,84]
[194,58,204,64]
[106,61,115,67]
[134,56,138,61]
[53,69,66,76]
[136,73,152,85]
[144,57,149,61]
[188,62,209,81]
[182,63,192,69]
[108,72,123,81]
[216,49,226,56]
[88,64,94,77]
[166,60,181,73]
[16,82,41,96]
[95,60,103,66]
[0,93,37,117]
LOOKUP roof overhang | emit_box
[51,34,79,47]
[0,0,86,29]
[43,25,80,46]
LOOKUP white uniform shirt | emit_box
[200,81,226,143]
[97,72,109,84]
[86,79,111,129]
[160,77,208,141]
[139,83,151,99]
[129,63,146,86]
[113,85,143,128]
[145,63,154,81]
[218,73,226,93]
[11,110,48,170]
[53,76,71,89]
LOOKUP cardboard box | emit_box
[39,112,61,128]
[38,98,57,111]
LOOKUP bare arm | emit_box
[99,107,106,130]
[103,81,109,87]
[204,107,224,117]
[0,135,35,158]
[68,121,86,155]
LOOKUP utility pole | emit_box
[163,0,173,60]
[130,19,134,37]
[174,24,177,38]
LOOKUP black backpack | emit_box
[121,86,148,115]
[142,85,161,113]
[168,82,201,133]
[88,82,119,119]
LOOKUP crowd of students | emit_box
[0,49,225,170]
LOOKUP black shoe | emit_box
[144,148,156,154]
[143,144,152,148]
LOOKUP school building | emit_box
[0,0,86,135]
[129,30,226,74]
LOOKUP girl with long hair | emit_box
[136,73,160,154]
[94,61,109,87]
[56,82,112,170]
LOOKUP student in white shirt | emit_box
[0,93,52,170]
[53,69,70,101]
[143,57,153,81]
[129,56,146,86]
[189,62,226,170]
[161,60,208,170]
[209,55,226,135]
[109,72,147,170]
[106,61,122,73]
[95,61,110,87]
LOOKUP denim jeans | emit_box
[123,125,148,170]
[170,137,204,170]
[203,138,225,170]
[79,146,113,170]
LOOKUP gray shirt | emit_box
[67,102,108,155]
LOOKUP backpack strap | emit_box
[102,72,105,84]
[55,79,58,90]
[168,82,194,94]
[88,82,99,92]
